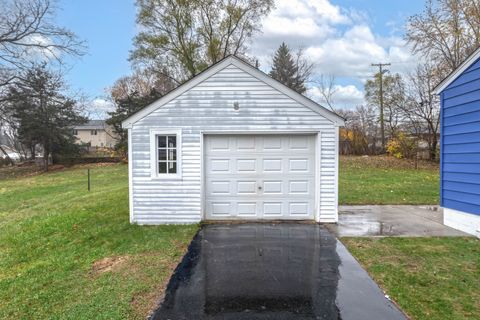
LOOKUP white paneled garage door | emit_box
[204,134,316,220]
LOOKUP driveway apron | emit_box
[151,223,406,320]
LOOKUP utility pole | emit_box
[371,62,390,152]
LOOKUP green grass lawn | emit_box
[339,156,440,205]
[342,237,480,320]
[0,164,198,319]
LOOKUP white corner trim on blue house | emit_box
[443,207,480,238]
[433,46,480,94]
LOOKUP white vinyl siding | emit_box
[130,63,339,224]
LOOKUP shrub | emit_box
[387,133,417,159]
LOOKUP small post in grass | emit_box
[87,168,91,191]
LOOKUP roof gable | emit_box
[434,47,480,94]
[122,56,344,128]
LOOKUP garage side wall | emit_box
[130,64,339,224]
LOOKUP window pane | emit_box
[168,161,177,174]
[158,135,167,148]
[168,135,176,148]
[168,148,176,161]
[158,148,167,161]
[158,161,167,173]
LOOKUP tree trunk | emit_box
[44,147,49,171]
[30,144,36,160]
[430,136,438,161]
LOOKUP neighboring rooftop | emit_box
[73,120,106,130]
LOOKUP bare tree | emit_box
[312,74,338,111]
[365,72,406,143]
[400,63,441,161]
[0,0,85,87]
[109,69,175,102]
[293,47,314,90]
[337,105,379,155]
[406,0,480,75]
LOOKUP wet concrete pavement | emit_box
[326,205,469,237]
[151,223,406,320]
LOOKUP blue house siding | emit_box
[441,57,480,216]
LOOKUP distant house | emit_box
[73,120,117,149]
[434,47,480,237]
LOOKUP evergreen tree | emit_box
[106,90,163,157]
[269,42,311,94]
[5,65,86,170]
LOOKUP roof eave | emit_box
[433,47,480,94]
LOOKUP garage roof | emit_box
[122,55,345,129]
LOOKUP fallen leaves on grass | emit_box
[341,155,439,170]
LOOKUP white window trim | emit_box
[149,129,182,179]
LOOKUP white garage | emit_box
[122,55,344,224]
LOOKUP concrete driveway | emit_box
[151,223,406,320]
[326,205,469,237]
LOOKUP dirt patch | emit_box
[91,255,130,275]
[89,248,192,318]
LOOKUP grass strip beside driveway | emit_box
[342,237,480,320]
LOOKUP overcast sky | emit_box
[57,0,425,117]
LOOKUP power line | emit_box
[371,62,391,151]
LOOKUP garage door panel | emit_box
[237,202,257,216]
[289,202,310,216]
[237,181,257,194]
[289,180,310,194]
[263,180,283,194]
[263,136,282,149]
[205,135,315,220]
[210,181,231,195]
[209,136,231,151]
[289,135,311,150]
[209,159,231,172]
[236,136,256,150]
[262,158,282,172]
[263,202,283,216]
[289,158,310,172]
[210,202,232,216]
[236,159,256,172]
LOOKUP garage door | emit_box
[204,134,316,220]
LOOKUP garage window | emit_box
[150,129,182,179]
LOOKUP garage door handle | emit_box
[258,186,262,190]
